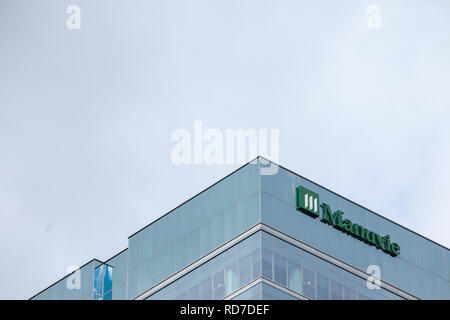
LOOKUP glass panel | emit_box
[262,249,273,280]
[344,287,358,300]
[103,291,112,300]
[252,249,261,280]
[317,273,329,300]
[330,280,343,300]
[303,268,316,299]
[261,282,298,300]
[147,232,261,300]
[125,162,259,299]
[260,166,449,300]
[175,236,187,271]
[232,282,262,300]
[261,231,404,300]
[225,261,239,296]
[199,276,212,299]
[93,265,103,299]
[103,265,113,294]
[239,254,252,287]
[212,269,225,299]
[274,254,287,286]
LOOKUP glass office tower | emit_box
[31,157,450,300]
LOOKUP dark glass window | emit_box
[262,249,273,280]
[239,254,252,287]
[103,265,113,294]
[93,264,114,300]
[187,284,199,299]
[212,269,225,299]
[317,273,329,300]
[175,292,187,300]
[251,249,261,279]
[330,280,343,300]
[274,254,287,286]
[344,287,357,300]
[93,266,103,300]
[303,268,316,299]
[103,291,112,300]
[359,293,372,300]
[199,277,212,299]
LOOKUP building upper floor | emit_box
[31,157,450,300]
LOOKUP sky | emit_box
[0,0,449,299]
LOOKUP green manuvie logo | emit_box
[296,186,320,216]
[296,185,401,257]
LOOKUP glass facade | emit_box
[260,232,401,300]
[127,162,260,299]
[93,264,113,300]
[31,158,450,300]
[232,282,298,300]
[32,260,102,300]
[147,232,261,300]
[260,164,449,299]
[104,249,128,300]
[147,231,401,300]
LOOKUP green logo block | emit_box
[296,186,319,217]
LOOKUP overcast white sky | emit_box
[0,0,449,299]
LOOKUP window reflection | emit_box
[344,287,357,300]
[302,268,316,299]
[330,280,343,300]
[93,264,114,300]
[239,255,252,287]
[147,231,403,300]
[274,254,287,286]
[199,277,212,299]
[317,273,329,299]
[213,269,225,299]
[261,232,402,300]
[148,233,261,300]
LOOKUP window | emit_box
[344,287,357,300]
[274,254,287,286]
[330,280,343,300]
[317,273,329,300]
[212,269,225,299]
[303,267,316,299]
[187,284,199,300]
[148,232,261,300]
[93,264,113,300]
[251,249,261,280]
[359,293,372,300]
[239,254,252,287]
[225,262,239,296]
[199,276,212,299]
[93,265,103,300]
[175,291,187,299]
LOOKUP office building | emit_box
[31,157,450,300]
